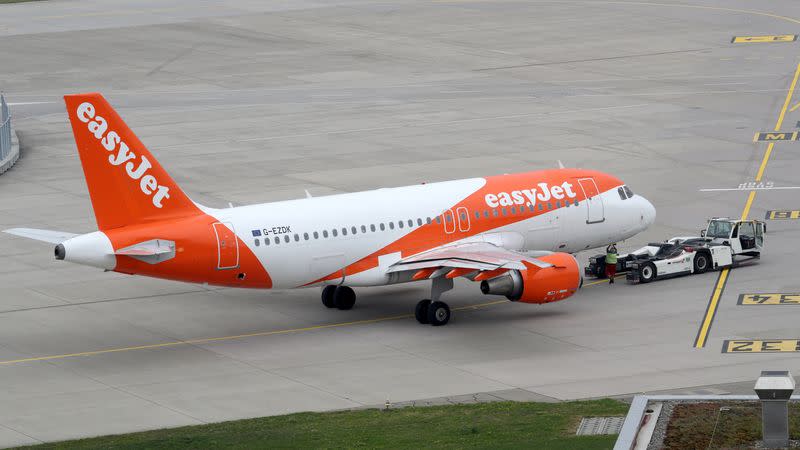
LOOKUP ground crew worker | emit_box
[605,243,618,283]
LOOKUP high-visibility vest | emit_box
[606,252,618,264]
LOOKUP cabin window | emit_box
[474,211,480,219]
[254,239,260,247]
[352,226,357,235]
[408,219,413,227]
[313,231,319,239]
[398,221,404,229]
[265,237,271,245]
[510,207,516,215]
[389,222,395,230]
[361,225,367,233]
[332,229,338,237]
[435,216,442,224]
[484,210,490,218]
[380,223,386,231]
[285,235,290,243]
[323,230,329,238]
[342,228,348,236]
[303,233,309,240]
[417,218,423,226]
[426,217,432,224]
[370,224,376,232]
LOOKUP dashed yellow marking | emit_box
[723,339,800,353]
[738,293,800,305]
[731,35,797,44]
[694,62,800,349]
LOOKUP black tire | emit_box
[415,299,432,324]
[333,286,356,310]
[427,301,451,326]
[693,252,710,274]
[639,263,656,283]
[321,285,337,308]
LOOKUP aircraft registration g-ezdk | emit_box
[4,93,656,326]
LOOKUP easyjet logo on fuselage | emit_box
[76,102,170,208]
[484,182,577,208]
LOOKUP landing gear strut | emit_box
[321,285,356,310]
[415,277,453,326]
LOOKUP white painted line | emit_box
[7,102,55,106]
[699,186,800,192]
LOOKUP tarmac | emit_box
[1,0,800,446]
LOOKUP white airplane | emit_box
[4,93,656,326]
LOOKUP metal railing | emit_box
[0,94,10,161]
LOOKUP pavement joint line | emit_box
[693,61,800,349]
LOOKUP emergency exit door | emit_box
[577,178,605,224]
[213,222,239,269]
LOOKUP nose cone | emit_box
[640,196,656,228]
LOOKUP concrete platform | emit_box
[1,0,800,446]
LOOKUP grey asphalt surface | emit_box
[1,0,800,446]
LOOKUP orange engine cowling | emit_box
[479,252,581,304]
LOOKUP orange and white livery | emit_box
[5,93,656,326]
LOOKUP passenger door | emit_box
[577,178,605,224]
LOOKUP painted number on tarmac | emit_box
[765,210,800,220]
[738,293,800,305]
[732,35,798,44]
[723,340,800,353]
[753,131,799,142]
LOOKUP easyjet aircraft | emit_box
[5,93,655,326]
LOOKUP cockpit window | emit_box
[623,185,633,198]
[617,187,626,200]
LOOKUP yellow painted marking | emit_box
[766,210,800,220]
[752,132,798,142]
[0,300,508,366]
[723,339,800,353]
[732,35,797,44]
[739,293,800,305]
[740,190,756,220]
[695,62,800,349]
[694,268,729,348]
[790,101,800,113]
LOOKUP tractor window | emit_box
[706,220,732,238]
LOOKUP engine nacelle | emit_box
[479,252,581,304]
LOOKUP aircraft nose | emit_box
[640,196,656,227]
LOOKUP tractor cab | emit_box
[701,218,764,257]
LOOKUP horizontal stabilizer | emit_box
[3,228,78,244]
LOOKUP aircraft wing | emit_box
[3,228,78,244]
[387,242,555,280]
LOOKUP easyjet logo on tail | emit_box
[76,102,170,208]
[485,182,576,208]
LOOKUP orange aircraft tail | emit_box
[64,93,200,230]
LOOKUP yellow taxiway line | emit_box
[694,62,800,349]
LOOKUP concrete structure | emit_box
[1,0,800,446]
[0,95,18,175]
[755,370,795,448]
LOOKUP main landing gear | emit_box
[321,285,356,310]
[414,277,454,326]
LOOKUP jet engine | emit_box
[479,252,581,304]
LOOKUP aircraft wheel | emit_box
[333,286,356,310]
[639,263,656,283]
[321,285,337,308]
[693,253,710,274]
[427,301,451,326]
[415,299,431,324]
